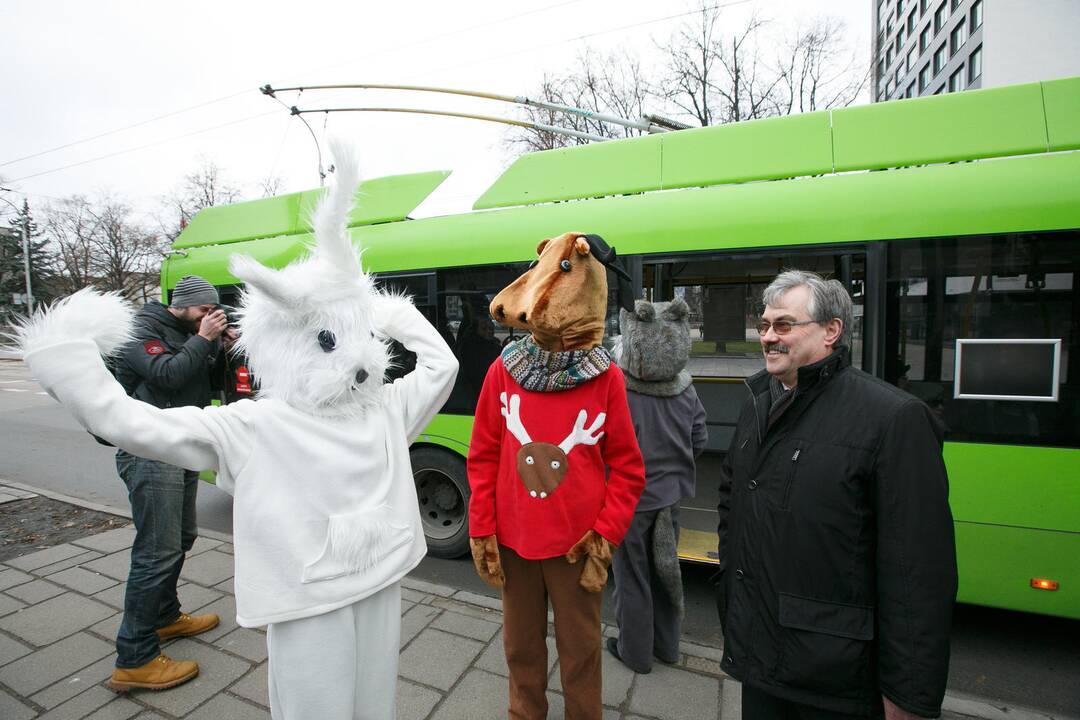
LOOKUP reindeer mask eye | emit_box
[550,460,560,470]
[559,259,572,272]
[318,330,337,352]
[525,455,535,465]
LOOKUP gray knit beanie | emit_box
[170,276,219,308]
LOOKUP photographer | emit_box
[105,275,237,692]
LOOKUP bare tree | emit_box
[660,4,786,125]
[91,198,165,302]
[505,2,867,158]
[258,175,285,198]
[44,195,165,301]
[45,196,98,295]
[773,17,869,115]
[161,158,242,240]
[506,48,656,154]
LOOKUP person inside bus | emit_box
[608,297,707,674]
[716,270,957,720]
[458,313,502,399]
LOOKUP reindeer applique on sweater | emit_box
[501,391,605,500]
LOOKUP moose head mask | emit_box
[489,231,613,352]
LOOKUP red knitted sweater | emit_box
[467,360,645,559]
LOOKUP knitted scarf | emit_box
[501,335,611,392]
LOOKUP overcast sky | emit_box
[0,0,869,222]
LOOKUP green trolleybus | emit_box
[163,76,1080,620]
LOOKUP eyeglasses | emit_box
[755,319,819,335]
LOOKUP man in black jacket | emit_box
[716,270,957,719]
[105,276,234,693]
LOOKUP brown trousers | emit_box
[501,546,603,720]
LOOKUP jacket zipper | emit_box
[782,447,802,508]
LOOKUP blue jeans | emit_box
[115,450,199,668]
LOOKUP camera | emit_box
[216,304,241,329]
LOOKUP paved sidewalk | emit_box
[0,484,1072,720]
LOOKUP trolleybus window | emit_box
[884,230,1079,447]
[643,251,867,379]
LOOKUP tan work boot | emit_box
[156,612,220,641]
[106,654,198,692]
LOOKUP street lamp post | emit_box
[0,189,34,315]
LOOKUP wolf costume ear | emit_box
[661,297,689,321]
[229,254,301,308]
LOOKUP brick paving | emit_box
[0,486,1066,720]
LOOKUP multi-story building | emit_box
[872,0,1080,101]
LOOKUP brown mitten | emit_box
[470,535,505,588]
[565,530,615,593]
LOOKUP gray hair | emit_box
[762,270,853,347]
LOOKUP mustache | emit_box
[763,343,789,354]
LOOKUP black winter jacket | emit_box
[114,301,220,410]
[716,348,957,718]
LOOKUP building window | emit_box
[969,44,983,83]
[887,12,895,33]
[920,25,931,52]
[907,47,918,71]
[949,65,966,92]
[907,10,918,33]
[951,0,961,9]
[896,65,904,84]
[951,18,967,56]
[934,1,947,31]
[877,59,886,81]
[919,64,931,91]
[971,0,983,29]
[906,81,916,98]
[887,46,895,68]
[887,78,895,96]
[921,0,929,12]
[896,28,904,54]
[897,0,905,17]
[933,43,947,74]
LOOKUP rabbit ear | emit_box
[311,137,363,278]
[229,254,300,308]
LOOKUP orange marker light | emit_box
[1030,578,1059,591]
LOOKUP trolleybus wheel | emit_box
[411,447,470,559]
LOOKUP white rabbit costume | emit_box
[13,143,458,719]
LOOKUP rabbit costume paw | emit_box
[10,288,134,357]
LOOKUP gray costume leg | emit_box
[612,509,658,673]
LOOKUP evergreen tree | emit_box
[1,199,53,321]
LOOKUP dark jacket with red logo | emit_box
[716,348,957,718]
[114,301,221,411]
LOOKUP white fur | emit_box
[6,288,134,357]
[229,138,409,420]
[327,508,410,576]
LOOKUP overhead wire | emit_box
[0,0,586,171]
[9,0,757,186]
[7,111,278,184]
